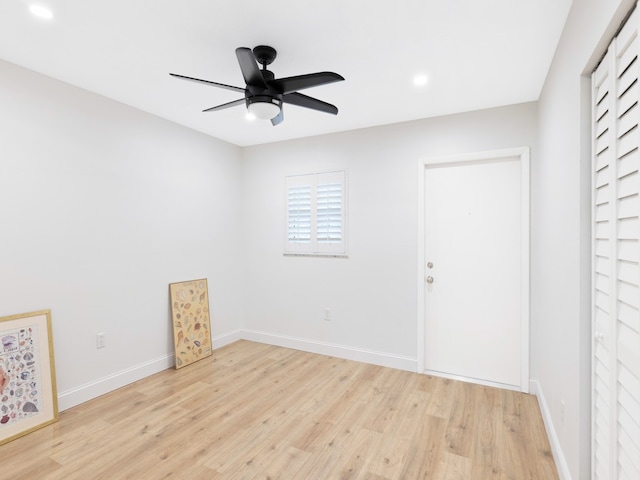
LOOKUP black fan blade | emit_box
[235,47,267,88]
[169,73,244,93]
[202,98,245,112]
[270,72,344,94]
[282,92,338,115]
[271,109,284,126]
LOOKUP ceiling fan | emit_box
[170,45,345,126]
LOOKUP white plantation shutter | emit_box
[285,171,346,255]
[592,7,640,479]
[316,181,343,244]
[287,184,312,244]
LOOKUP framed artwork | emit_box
[0,309,58,446]
[169,278,212,369]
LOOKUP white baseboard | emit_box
[57,354,174,411]
[58,329,416,411]
[530,379,572,480]
[57,329,243,411]
[212,329,244,349]
[241,329,417,372]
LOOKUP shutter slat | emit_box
[618,126,639,158]
[618,103,638,137]
[617,300,639,331]
[595,288,610,312]
[617,259,639,285]
[597,129,612,154]
[595,253,611,275]
[618,80,639,117]
[597,81,610,104]
[596,238,609,257]
[618,171,639,198]
[596,98,610,122]
[617,59,638,98]
[596,202,610,221]
[618,239,639,262]
[596,220,610,240]
[596,184,610,205]
[617,279,640,307]
[619,148,640,178]
[616,18,637,65]
[596,147,613,172]
[618,194,640,218]
[596,165,610,188]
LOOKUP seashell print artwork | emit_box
[169,279,212,369]
[0,311,57,442]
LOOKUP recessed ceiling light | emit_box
[413,74,429,87]
[30,5,53,19]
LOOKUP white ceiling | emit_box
[0,0,572,147]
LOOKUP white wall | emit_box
[240,103,537,367]
[533,0,635,478]
[0,60,244,409]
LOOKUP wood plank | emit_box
[0,340,558,479]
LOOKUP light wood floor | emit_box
[1,340,558,479]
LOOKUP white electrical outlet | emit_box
[96,332,106,349]
[324,308,331,321]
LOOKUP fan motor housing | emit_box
[246,95,282,107]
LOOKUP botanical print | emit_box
[0,325,43,427]
[170,279,212,369]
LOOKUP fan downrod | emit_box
[253,45,277,68]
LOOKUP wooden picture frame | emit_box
[0,309,58,446]
[169,279,212,369]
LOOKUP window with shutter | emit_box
[285,171,347,255]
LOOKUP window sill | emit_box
[283,253,348,259]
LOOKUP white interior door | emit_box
[424,155,526,390]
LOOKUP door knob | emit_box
[426,276,434,284]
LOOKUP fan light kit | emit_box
[170,45,344,126]
[247,96,281,120]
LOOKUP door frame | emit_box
[417,147,530,392]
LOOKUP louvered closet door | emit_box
[592,7,640,479]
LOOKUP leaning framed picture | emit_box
[0,309,58,446]
[169,279,212,369]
